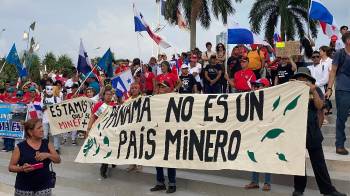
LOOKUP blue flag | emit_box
[97,48,114,78]
[6,44,23,75]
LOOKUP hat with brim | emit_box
[292,67,316,84]
[29,86,36,92]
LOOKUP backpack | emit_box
[247,49,263,70]
[336,48,350,77]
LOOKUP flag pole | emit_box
[307,0,311,37]
[156,0,161,56]
[137,33,142,60]
[0,61,6,74]
[74,65,98,97]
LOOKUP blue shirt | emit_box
[332,50,350,91]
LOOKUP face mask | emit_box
[45,86,53,96]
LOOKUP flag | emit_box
[6,44,23,75]
[309,0,334,25]
[27,101,43,119]
[23,31,29,40]
[20,60,28,77]
[111,69,134,99]
[177,9,188,30]
[227,23,268,45]
[309,0,338,38]
[30,21,36,31]
[320,21,338,38]
[29,37,35,53]
[77,40,93,75]
[273,32,282,43]
[97,48,114,78]
[133,4,171,48]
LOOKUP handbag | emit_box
[49,163,56,188]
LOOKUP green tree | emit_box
[26,53,41,83]
[249,0,318,43]
[57,55,76,77]
[42,52,57,72]
[159,0,242,49]
[0,57,17,81]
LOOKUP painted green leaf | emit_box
[93,137,97,146]
[283,95,301,115]
[261,128,285,142]
[103,136,110,147]
[97,123,101,130]
[83,138,94,157]
[93,145,100,156]
[247,150,257,163]
[272,96,281,111]
[276,153,288,162]
[103,150,112,159]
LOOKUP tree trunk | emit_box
[190,0,202,50]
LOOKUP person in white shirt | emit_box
[201,42,216,68]
[308,49,332,125]
[189,54,202,92]
[335,26,348,50]
[41,85,62,154]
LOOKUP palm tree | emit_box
[157,0,242,49]
[249,0,318,43]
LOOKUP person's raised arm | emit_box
[289,56,297,72]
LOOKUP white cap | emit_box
[181,64,190,69]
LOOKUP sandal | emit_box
[244,182,259,189]
[262,183,271,191]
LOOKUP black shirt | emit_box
[276,64,294,84]
[227,56,242,78]
[179,74,196,94]
[307,87,324,149]
[204,64,222,81]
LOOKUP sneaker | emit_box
[100,164,108,178]
[324,191,347,196]
[61,139,67,145]
[293,191,304,196]
[166,186,176,194]
[336,148,349,155]
[262,183,271,191]
[150,184,166,192]
[1,148,7,152]
[244,182,259,189]
[72,140,77,146]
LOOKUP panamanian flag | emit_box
[27,101,42,119]
[111,69,134,100]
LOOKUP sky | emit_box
[0,0,349,64]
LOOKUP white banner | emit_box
[75,82,309,175]
[47,97,94,135]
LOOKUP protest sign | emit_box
[76,82,309,175]
[275,41,300,57]
[0,103,27,139]
[47,97,94,135]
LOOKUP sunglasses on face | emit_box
[282,58,289,60]
[312,56,320,59]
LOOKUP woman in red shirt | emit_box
[155,61,181,93]
[87,87,116,179]
[142,64,155,95]
[225,56,256,92]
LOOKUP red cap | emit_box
[331,35,338,42]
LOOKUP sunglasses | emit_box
[282,58,289,60]
[311,56,320,59]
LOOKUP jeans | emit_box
[251,172,271,184]
[3,138,14,151]
[204,83,222,94]
[294,146,335,194]
[335,90,350,148]
[156,167,176,186]
[43,123,60,150]
[63,131,77,141]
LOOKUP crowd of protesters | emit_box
[0,26,349,196]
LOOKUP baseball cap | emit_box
[16,90,24,96]
[331,35,338,42]
[29,86,36,92]
[181,64,190,69]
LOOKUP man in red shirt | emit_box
[225,56,256,92]
[65,83,79,100]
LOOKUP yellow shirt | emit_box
[247,50,265,70]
